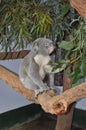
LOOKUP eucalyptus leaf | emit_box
[0,0,53,50]
[61,4,70,18]
[81,56,86,77]
[59,41,74,50]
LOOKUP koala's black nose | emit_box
[53,44,56,50]
[54,42,60,49]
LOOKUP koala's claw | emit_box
[35,89,44,98]
[35,87,50,98]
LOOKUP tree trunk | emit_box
[69,0,86,18]
[0,50,30,60]
[55,71,75,130]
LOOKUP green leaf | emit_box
[72,80,81,87]
[61,4,70,18]
[71,59,84,86]
[59,41,74,50]
[81,56,86,77]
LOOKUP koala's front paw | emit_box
[35,89,44,98]
[44,84,50,90]
[49,87,57,93]
[35,89,40,98]
[35,86,49,98]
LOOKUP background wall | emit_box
[0,59,32,114]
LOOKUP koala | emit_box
[19,38,55,97]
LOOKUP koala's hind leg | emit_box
[22,77,47,97]
[22,76,37,89]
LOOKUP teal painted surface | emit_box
[0,104,86,130]
[0,104,42,129]
[73,109,86,130]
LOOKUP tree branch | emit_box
[0,65,86,115]
[69,0,86,18]
[55,70,74,130]
[0,50,30,60]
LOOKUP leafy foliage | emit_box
[59,19,86,85]
[43,0,86,85]
[0,0,53,51]
[0,0,86,85]
[43,0,71,40]
[0,0,76,50]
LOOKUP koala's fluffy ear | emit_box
[32,42,38,54]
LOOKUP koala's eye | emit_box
[45,43,49,47]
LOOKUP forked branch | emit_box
[0,65,86,115]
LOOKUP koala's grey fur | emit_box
[19,38,55,97]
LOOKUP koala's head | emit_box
[32,38,55,55]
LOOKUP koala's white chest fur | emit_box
[34,54,50,79]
